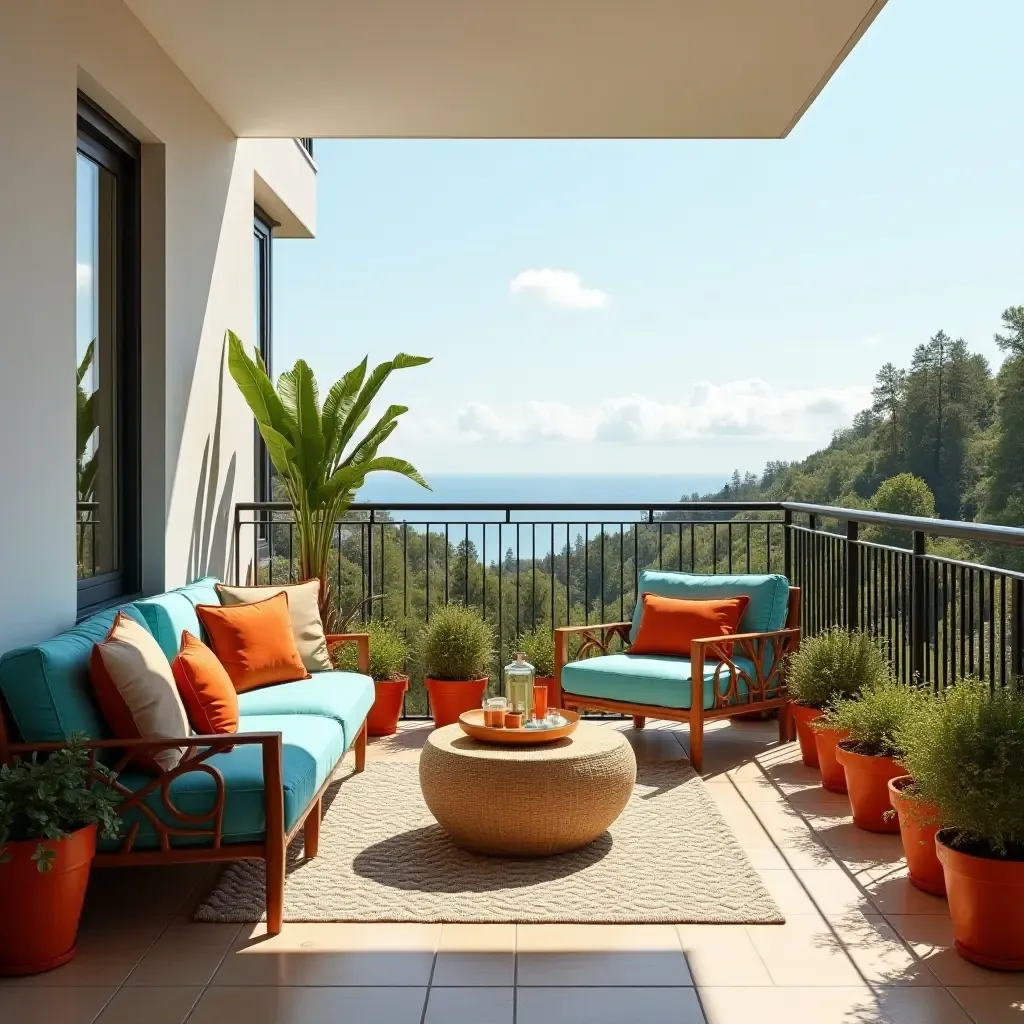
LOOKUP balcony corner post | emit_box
[783,508,793,582]
[845,520,859,631]
[911,530,926,683]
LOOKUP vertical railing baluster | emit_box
[845,521,859,630]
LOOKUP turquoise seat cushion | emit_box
[102,713,346,851]
[134,576,222,661]
[236,672,374,752]
[629,570,790,644]
[0,604,150,743]
[561,653,756,711]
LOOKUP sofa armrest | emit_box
[5,732,284,855]
[325,632,370,674]
[691,627,801,709]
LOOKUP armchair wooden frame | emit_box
[0,632,371,935]
[554,589,801,772]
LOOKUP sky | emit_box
[272,0,1024,478]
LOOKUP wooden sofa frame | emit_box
[0,632,371,935]
[554,589,801,772]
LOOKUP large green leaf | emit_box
[278,360,325,483]
[340,405,407,469]
[226,330,295,442]
[321,357,368,466]
[335,354,431,456]
[76,340,95,386]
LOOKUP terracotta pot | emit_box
[888,776,946,897]
[813,725,849,793]
[937,828,1024,970]
[835,742,903,833]
[424,677,489,728]
[366,675,410,736]
[0,824,96,976]
[791,704,823,768]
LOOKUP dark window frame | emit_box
[76,94,142,612]
[253,204,276,504]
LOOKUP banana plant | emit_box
[226,330,430,631]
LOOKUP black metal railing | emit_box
[233,500,1024,715]
[297,138,314,158]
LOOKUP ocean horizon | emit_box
[355,472,729,512]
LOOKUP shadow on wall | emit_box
[188,337,236,583]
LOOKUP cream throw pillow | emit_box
[89,612,190,772]
[215,579,332,672]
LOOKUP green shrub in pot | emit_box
[897,678,1024,968]
[787,627,890,768]
[514,626,555,679]
[823,677,929,833]
[418,605,495,727]
[332,618,409,681]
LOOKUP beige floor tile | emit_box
[813,821,906,873]
[862,869,950,915]
[94,985,203,1023]
[213,922,439,987]
[887,914,1024,987]
[83,864,213,919]
[792,867,876,917]
[517,924,691,987]
[949,986,1024,1023]
[754,869,821,916]
[675,924,773,986]
[188,985,427,1023]
[433,924,514,986]
[0,985,115,1023]
[516,986,705,1024]
[745,917,862,987]
[2,943,151,989]
[125,922,241,986]
[698,985,971,1024]
[827,912,938,987]
[424,987,514,1024]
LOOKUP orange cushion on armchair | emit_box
[628,593,749,658]
[196,592,310,694]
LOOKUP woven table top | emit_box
[423,722,628,764]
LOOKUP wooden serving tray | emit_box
[458,708,580,745]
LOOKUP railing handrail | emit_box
[782,501,1024,548]
[236,498,1024,548]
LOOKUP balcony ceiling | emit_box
[123,0,886,139]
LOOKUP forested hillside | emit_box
[703,305,1024,565]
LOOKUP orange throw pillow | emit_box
[629,593,749,658]
[196,592,310,694]
[172,631,240,734]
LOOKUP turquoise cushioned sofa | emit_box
[556,570,801,771]
[0,576,374,933]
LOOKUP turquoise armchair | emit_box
[554,571,801,771]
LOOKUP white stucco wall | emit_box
[0,0,316,651]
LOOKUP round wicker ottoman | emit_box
[418,723,637,856]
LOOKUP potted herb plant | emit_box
[515,626,555,707]
[419,604,495,728]
[899,679,1024,968]
[332,618,410,736]
[788,627,889,770]
[0,738,120,975]
[825,677,926,832]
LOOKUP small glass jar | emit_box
[504,652,535,720]
[483,696,507,728]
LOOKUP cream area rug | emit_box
[195,761,783,925]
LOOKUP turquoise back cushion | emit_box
[135,576,222,660]
[629,570,790,644]
[0,604,150,743]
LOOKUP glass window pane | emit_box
[76,152,118,579]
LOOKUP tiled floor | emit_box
[4,718,1023,1023]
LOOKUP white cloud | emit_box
[861,335,884,349]
[445,380,871,446]
[76,262,93,297]
[509,268,608,309]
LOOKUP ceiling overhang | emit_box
[123,0,886,139]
